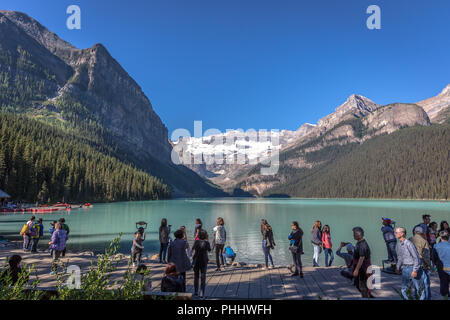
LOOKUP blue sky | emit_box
[2,0,450,134]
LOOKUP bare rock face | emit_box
[363,103,431,137]
[317,94,380,131]
[416,84,450,123]
[0,10,171,162]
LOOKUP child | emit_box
[222,245,236,265]
[321,225,334,267]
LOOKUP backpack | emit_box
[19,224,29,236]
[29,224,39,238]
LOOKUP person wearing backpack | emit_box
[29,221,41,253]
[20,216,36,252]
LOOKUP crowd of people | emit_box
[18,215,70,275]
[150,215,450,300]
[2,213,449,300]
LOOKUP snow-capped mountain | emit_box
[172,123,316,178]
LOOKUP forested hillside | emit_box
[261,122,450,199]
[0,113,171,202]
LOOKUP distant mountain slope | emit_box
[259,122,450,199]
[0,113,171,202]
[231,96,445,198]
[0,10,226,198]
[416,84,450,123]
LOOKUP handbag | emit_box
[289,245,298,253]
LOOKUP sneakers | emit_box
[268,265,274,269]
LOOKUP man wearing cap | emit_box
[381,218,397,267]
[395,227,424,300]
[410,226,432,300]
[432,230,450,298]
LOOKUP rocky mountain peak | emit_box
[439,84,450,96]
[416,84,450,123]
[317,94,379,130]
[0,9,76,53]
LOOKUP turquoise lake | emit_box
[0,199,449,266]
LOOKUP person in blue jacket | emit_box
[222,245,236,264]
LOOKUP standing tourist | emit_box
[438,221,449,241]
[192,229,211,298]
[418,214,431,243]
[260,219,268,237]
[322,225,334,267]
[395,227,424,300]
[159,218,170,264]
[311,221,322,267]
[262,223,276,269]
[180,226,192,258]
[352,227,372,298]
[212,217,226,271]
[432,230,450,298]
[48,221,57,256]
[288,221,304,277]
[161,263,185,293]
[428,222,438,248]
[381,217,397,271]
[29,220,41,253]
[168,229,191,291]
[59,218,70,257]
[131,230,144,267]
[194,218,203,240]
[20,215,36,252]
[48,222,67,275]
[410,226,432,300]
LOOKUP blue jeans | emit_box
[421,269,432,300]
[222,253,236,264]
[160,243,168,262]
[324,248,334,267]
[386,241,398,263]
[262,240,274,267]
[30,238,39,252]
[401,266,425,300]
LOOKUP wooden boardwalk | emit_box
[145,261,444,300]
[0,246,444,300]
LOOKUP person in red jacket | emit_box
[322,225,334,267]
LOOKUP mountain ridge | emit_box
[0,9,226,198]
